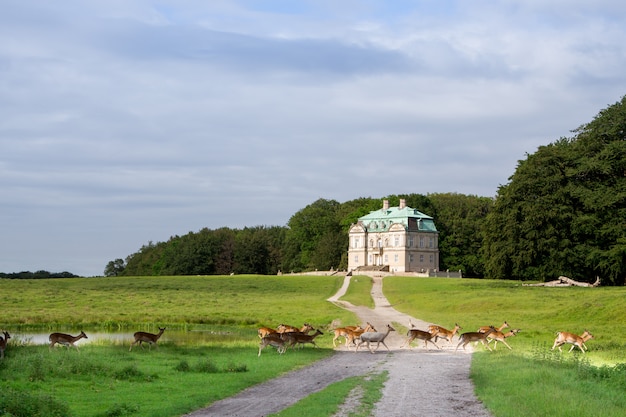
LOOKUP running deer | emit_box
[277,323,314,334]
[335,322,377,348]
[478,321,509,333]
[356,324,395,354]
[333,325,363,347]
[429,323,462,345]
[281,329,324,349]
[402,327,441,350]
[487,328,521,350]
[257,326,278,339]
[456,327,495,352]
[129,327,166,351]
[0,331,10,359]
[49,331,88,352]
[258,333,287,357]
[551,330,594,353]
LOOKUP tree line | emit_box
[0,271,78,279]
[105,193,492,279]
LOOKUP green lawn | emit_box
[1,275,625,417]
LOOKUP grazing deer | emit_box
[356,324,395,354]
[49,331,88,352]
[456,327,495,352]
[551,330,594,353]
[0,331,10,359]
[258,333,287,357]
[487,329,521,350]
[429,323,462,345]
[129,327,166,351]
[281,329,324,349]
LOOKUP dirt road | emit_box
[185,276,493,417]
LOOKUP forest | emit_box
[105,95,624,285]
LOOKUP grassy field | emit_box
[382,277,626,417]
[0,275,356,417]
[1,275,626,417]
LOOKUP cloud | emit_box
[1,0,625,275]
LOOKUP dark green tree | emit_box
[283,198,343,272]
[484,96,626,284]
[104,258,125,277]
[429,193,493,277]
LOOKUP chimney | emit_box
[399,199,406,209]
[383,200,389,210]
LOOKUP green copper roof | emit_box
[358,205,438,232]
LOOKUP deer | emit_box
[334,322,377,348]
[344,323,377,349]
[428,323,462,345]
[277,323,315,334]
[0,331,10,359]
[478,321,509,333]
[281,329,324,349]
[356,324,395,354]
[333,325,363,347]
[258,333,287,357]
[487,328,521,350]
[401,327,441,350]
[551,330,594,353]
[129,327,166,351]
[258,326,278,339]
[456,327,495,352]
[49,331,88,352]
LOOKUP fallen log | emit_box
[523,276,601,287]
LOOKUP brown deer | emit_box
[0,331,10,359]
[429,323,462,345]
[487,328,521,350]
[335,322,377,348]
[551,330,594,353]
[49,331,88,352]
[478,321,509,333]
[257,326,278,339]
[281,329,324,349]
[129,327,166,351]
[402,328,441,350]
[456,327,495,352]
[258,333,287,357]
[277,323,314,334]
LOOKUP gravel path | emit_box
[184,276,493,417]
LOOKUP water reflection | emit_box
[13,329,248,346]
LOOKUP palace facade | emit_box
[347,199,439,273]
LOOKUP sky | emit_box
[1,1,625,276]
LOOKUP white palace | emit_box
[347,199,440,274]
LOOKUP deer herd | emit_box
[0,321,594,359]
[257,319,594,356]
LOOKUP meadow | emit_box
[1,275,625,417]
